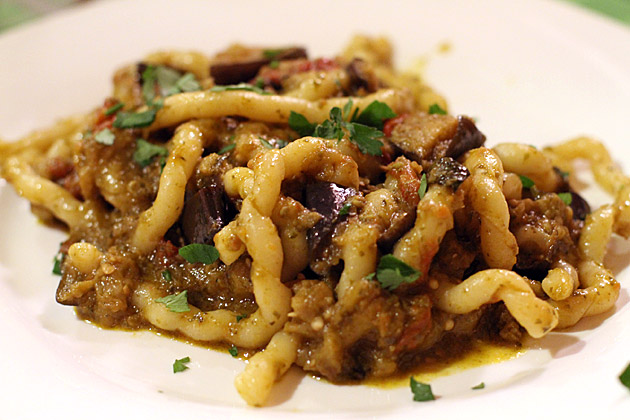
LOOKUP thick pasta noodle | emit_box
[0,36,627,406]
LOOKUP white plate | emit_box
[1,0,630,419]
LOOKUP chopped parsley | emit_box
[236,313,248,322]
[418,173,428,199]
[178,243,220,264]
[175,73,202,92]
[113,109,158,129]
[161,269,172,282]
[338,202,352,216]
[369,254,421,291]
[218,143,236,154]
[155,290,190,313]
[288,99,395,156]
[518,174,535,189]
[52,253,63,275]
[94,128,115,146]
[228,345,239,357]
[209,83,270,95]
[428,103,447,115]
[172,356,191,373]
[353,100,397,130]
[558,192,572,206]
[410,377,435,402]
[104,102,123,116]
[472,382,485,390]
[259,137,274,149]
[619,363,630,390]
[262,48,285,59]
[143,65,201,103]
[133,139,168,167]
[269,60,280,69]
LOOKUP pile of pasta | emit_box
[1,36,628,406]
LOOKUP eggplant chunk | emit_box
[210,47,307,85]
[428,157,470,190]
[305,181,357,251]
[389,112,485,166]
[181,186,228,245]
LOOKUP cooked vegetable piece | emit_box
[181,186,228,245]
[305,181,357,251]
[210,47,307,85]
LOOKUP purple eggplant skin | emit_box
[181,186,228,245]
[210,47,307,85]
[445,116,486,159]
[305,181,357,251]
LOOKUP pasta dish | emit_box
[0,36,627,406]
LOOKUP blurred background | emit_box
[1,0,629,32]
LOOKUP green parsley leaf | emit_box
[288,111,316,137]
[410,377,435,402]
[52,253,63,275]
[133,139,168,167]
[113,109,157,129]
[104,102,124,116]
[619,363,630,390]
[418,173,428,199]
[428,103,447,115]
[176,73,201,92]
[156,65,182,97]
[472,382,485,390]
[558,192,573,206]
[259,137,274,149]
[172,356,191,373]
[94,128,115,146]
[374,254,421,291]
[236,313,248,322]
[557,169,570,179]
[349,123,384,155]
[228,345,238,357]
[161,270,172,282]
[218,143,236,154]
[518,174,535,189]
[338,202,352,216]
[156,290,190,313]
[141,65,157,104]
[353,100,397,130]
[269,60,280,69]
[178,243,220,264]
[263,48,285,59]
[342,99,354,120]
[209,83,270,95]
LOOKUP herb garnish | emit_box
[209,83,270,95]
[288,99,396,156]
[228,345,239,357]
[338,202,352,216]
[472,382,485,390]
[178,243,220,264]
[94,128,115,146]
[262,48,285,59]
[161,270,172,282]
[518,174,535,189]
[156,291,190,313]
[410,377,435,402]
[619,363,630,390]
[418,173,428,199]
[259,137,274,149]
[173,356,191,373]
[52,253,63,275]
[236,313,248,322]
[428,103,447,115]
[133,139,168,167]
[218,143,236,154]
[558,192,572,206]
[104,102,123,116]
[113,109,158,129]
[368,254,421,291]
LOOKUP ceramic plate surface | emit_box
[1,1,630,418]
